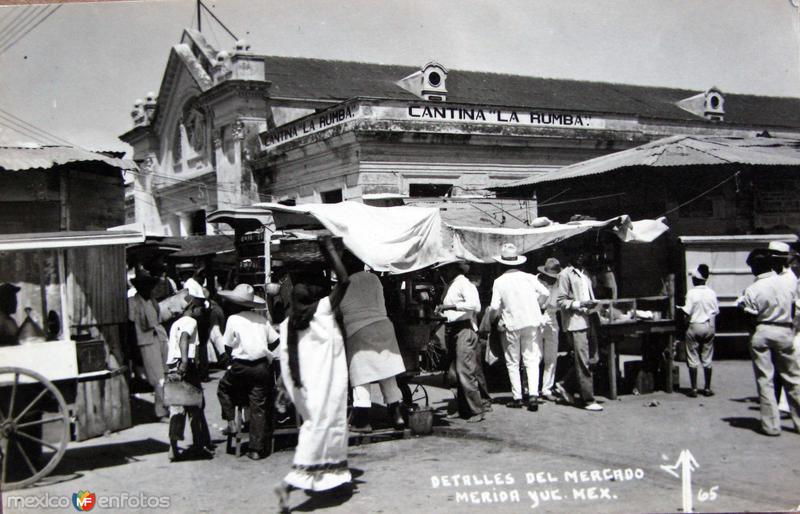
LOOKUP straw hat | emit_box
[218,283,266,308]
[537,257,562,278]
[768,241,791,255]
[184,279,207,301]
[493,243,526,266]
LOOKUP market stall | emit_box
[0,228,143,489]
[256,201,673,400]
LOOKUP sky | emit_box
[0,0,798,153]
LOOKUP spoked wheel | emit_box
[409,384,429,408]
[0,367,70,491]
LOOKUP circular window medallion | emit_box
[428,71,441,87]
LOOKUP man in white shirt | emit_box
[680,264,719,398]
[166,282,212,461]
[484,244,550,411]
[436,260,485,422]
[555,250,603,412]
[738,248,800,436]
[216,283,279,460]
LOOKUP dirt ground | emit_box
[4,359,800,513]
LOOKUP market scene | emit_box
[1,1,799,513]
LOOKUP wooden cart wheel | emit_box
[410,384,429,408]
[0,367,70,491]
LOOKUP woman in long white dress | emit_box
[275,237,351,512]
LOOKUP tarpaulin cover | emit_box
[447,215,669,263]
[259,202,669,272]
[257,202,444,273]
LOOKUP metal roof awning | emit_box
[494,135,800,190]
[0,230,144,251]
[0,145,138,173]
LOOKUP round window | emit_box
[709,95,720,109]
[428,71,441,87]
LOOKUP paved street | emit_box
[5,359,799,513]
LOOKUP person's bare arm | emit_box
[177,332,190,376]
[322,237,350,310]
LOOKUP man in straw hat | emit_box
[484,243,550,411]
[535,258,562,402]
[737,248,800,436]
[128,269,169,419]
[679,264,719,398]
[768,241,797,414]
[216,283,279,460]
[554,250,604,412]
[435,259,487,422]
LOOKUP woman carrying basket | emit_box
[275,236,352,512]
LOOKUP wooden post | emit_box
[57,249,70,340]
[607,339,617,400]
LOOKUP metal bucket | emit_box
[408,407,434,435]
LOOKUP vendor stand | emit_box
[0,228,143,489]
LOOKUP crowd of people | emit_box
[122,236,800,512]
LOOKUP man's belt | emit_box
[232,357,270,366]
[756,321,793,328]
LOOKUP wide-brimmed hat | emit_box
[218,283,266,308]
[130,270,159,290]
[537,257,562,278]
[0,283,20,298]
[493,243,526,266]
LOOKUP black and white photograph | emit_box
[0,0,799,512]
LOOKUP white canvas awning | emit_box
[257,201,668,273]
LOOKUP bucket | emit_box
[408,407,434,435]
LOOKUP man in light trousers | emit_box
[485,243,550,411]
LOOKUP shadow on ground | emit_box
[721,416,763,434]
[52,438,169,477]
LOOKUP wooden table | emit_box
[598,320,677,400]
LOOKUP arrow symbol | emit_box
[661,449,699,512]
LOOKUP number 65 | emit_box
[698,486,719,502]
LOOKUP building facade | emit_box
[122,29,800,234]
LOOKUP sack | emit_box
[163,379,203,407]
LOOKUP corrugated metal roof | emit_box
[494,135,800,189]
[0,145,137,172]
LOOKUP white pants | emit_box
[540,322,559,395]
[503,326,543,400]
[352,377,402,408]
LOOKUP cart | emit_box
[0,345,76,490]
[0,229,142,490]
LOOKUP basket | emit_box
[274,237,344,264]
[408,407,434,435]
[163,380,203,407]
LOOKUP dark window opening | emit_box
[191,209,207,235]
[409,183,453,197]
[428,71,441,87]
[321,189,343,204]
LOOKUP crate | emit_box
[76,339,107,373]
